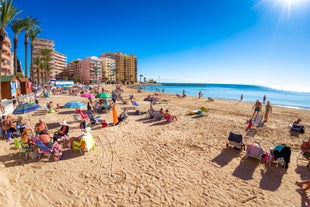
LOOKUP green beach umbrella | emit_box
[96,93,111,98]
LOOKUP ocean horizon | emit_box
[139,83,310,110]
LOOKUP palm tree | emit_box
[10,18,24,75]
[40,48,52,85]
[29,25,41,84]
[33,56,43,85]
[21,15,39,78]
[73,59,80,83]
[0,0,21,100]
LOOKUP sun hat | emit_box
[60,120,69,126]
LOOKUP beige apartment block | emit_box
[100,52,137,84]
[31,38,67,84]
[99,53,116,84]
[1,36,13,75]
[52,51,67,80]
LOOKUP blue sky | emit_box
[8,0,310,92]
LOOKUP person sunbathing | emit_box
[291,118,305,134]
[53,120,70,142]
[116,108,129,125]
[0,103,6,114]
[64,127,91,148]
[300,138,310,167]
[35,119,48,135]
[296,180,310,193]
[38,133,54,148]
[21,128,33,146]
[163,109,177,121]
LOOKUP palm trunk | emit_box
[24,33,29,78]
[30,43,33,82]
[13,37,18,75]
[0,29,6,100]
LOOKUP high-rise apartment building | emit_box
[100,52,137,84]
[31,38,67,84]
[99,53,116,84]
[64,59,81,82]
[0,36,13,75]
[53,51,67,80]
[80,56,102,84]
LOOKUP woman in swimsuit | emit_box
[264,101,272,123]
[251,100,262,119]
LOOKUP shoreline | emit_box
[138,83,310,110]
[0,84,309,206]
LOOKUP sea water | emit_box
[139,83,310,110]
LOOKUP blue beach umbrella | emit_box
[13,102,41,115]
[63,101,86,109]
[13,102,41,127]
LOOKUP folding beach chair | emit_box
[33,138,62,161]
[244,143,266,163]
[253,114,264,127]
[14,138,30,159]
[226,132,245,151]
[72,132,95,155]
[87,112,103,126]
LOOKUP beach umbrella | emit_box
[81,93,95,99]
[63,101,86,109]
[13,102,41,115]
[13,102,41,126]
[112,105,118,124]
[96,93,111,99]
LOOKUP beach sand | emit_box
[0,85,309,207]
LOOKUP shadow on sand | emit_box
[259,165,286,191]
[211,148,240,167]
[232,158,259,180]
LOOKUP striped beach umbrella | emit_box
[13,102,41,115]
[13,102,41,127]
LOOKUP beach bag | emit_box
[53,150,63,161]
[101,120,108,128]
[52,143,63,161]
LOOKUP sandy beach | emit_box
[0,85,309,207]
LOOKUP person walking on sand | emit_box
[198,91,202,99]
[264,101,272,123]
[251,100,262,119]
